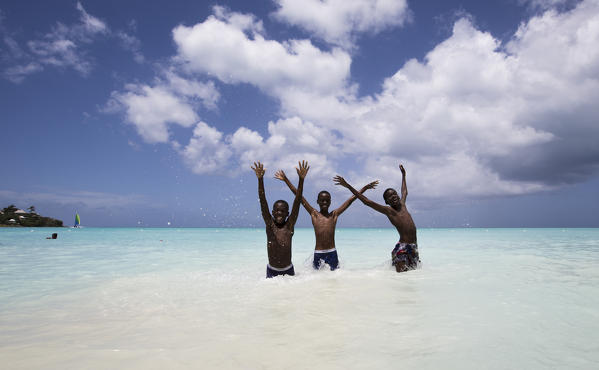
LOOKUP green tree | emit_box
[1,204,62,226]
[4,204,17,214]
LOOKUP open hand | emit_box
[296,160,309,179]
[361,180,379,192]
[333,175,348,188]
[274,170,287,182]
[251,161,265,178]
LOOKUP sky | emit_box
[1,0,598,228]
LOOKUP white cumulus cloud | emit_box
[336,2,599,195]
[519,0,575,10]
[172,6,352,97]
[181,117,339,180]
[104,1,599,202]
[171,1,599,200]
[106,69,219,143]
[181,122,233,174]
[272,0,410,49]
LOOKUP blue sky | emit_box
[1,0,598,227]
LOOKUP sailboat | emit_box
[74,213,81,228]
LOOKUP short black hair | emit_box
[383,188,397,201]
[273,200,289,210]
[317,190,330,198]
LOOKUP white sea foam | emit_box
[1,228,598,369]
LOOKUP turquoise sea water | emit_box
[1,227,598,369]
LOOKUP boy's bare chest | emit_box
[311,213,337,230]
[389,210,414,228]
[267,224,293,245]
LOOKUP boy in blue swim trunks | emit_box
[334,164,420,273]
[252,160,309,278]
[275,170,378,270]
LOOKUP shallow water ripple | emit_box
[1,228,598,369]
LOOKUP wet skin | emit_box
[311,193,338,251]
[275,171,378,251]
[382,188,417,244]
[334,164,417,272]
[252,161,309,269]
[266,201,293,267]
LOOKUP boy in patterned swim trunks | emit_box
[252,160,309,278]
[334,163,420,273]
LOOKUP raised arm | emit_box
[333,180,379,216]
[333,176,390,215]
[251,161,271,224]
[400,164,407,205]
[287,160,309,227]
[274,169,316,214]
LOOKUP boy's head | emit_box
[383,188,401,209]
[317,191,331,211]
[272,200,289,226]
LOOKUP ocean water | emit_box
[1,227,598,369]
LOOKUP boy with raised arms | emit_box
[251,160,309,278]
[334,164,420,272]
[274,169,378,270]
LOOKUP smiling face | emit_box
[383,188,401,210]
[272,200,289,226]
[317,191,331,212]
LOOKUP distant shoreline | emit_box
[0,225,65,228]
[1,205,64,227]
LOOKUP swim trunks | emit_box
[266,263,295,278]
[313,248,339,270]
[391,242,420,271]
